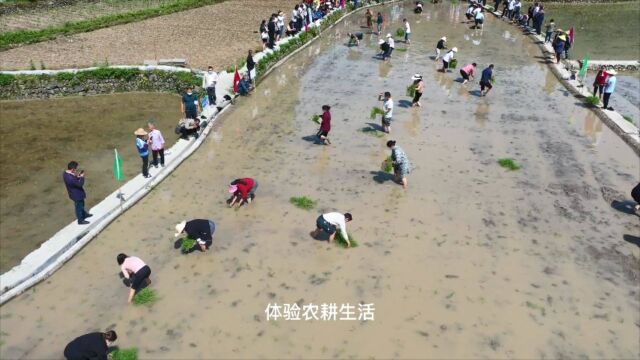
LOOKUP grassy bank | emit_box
[0,0,227,50]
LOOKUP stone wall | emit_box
[0,68,201,100]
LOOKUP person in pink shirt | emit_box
[147,122,165,168]
[117,253,151,303]
[460,63,477,85]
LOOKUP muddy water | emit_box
[0,93,182,272]
[1,2,639,359]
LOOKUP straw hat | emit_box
[378,39,385,45]
[441,36,447,41]
[174,220,186,237]
[134,128,147,136]
[228,184,238,193]
[386,33,392,38]
[606,69,617,75]
[452,47,458,52]
[411,74,423,80]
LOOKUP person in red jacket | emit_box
[317,105,332,145]
[227,178,258,207]
[593,66,608,100]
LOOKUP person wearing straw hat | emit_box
[383,33,395,60]
[379,39,389,58]
[410,74,424,107]
[435,36,447,60]
[175,219,216,252]
[440,47,457,72]
[602,69,617,110]
[134,128,151,178]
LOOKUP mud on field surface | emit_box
[0,1,639,359]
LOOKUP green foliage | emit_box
[382,156,393,173]
[370,106,384,120]
[0,74,13,87]
[585,96,600,106]
[396,28,405,37]
[623,115,634,123]
[449,59,458,69]
[490,76,496,84]
[497,158,521,171]
[132,288,158,306]
[180,237,196,253]
[335,232,358,248]
[290,196,316,210]
[311,114,320,124]
[0,0,228,50]
[406,83,416,97]
[111,348,138,360]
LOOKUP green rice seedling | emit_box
[370,106,385,120]
[311,114,320,124]
[623,115,634,124]
[110,348,138,360]
[490,76,496,84]
[132,288,158,306]
[382,156,393,173]
[180,237,196,253]
[395,28,405,37]
[497,158,521,171]
[360,127,384,138]
[394,47,407,52]
[335,232,358,248]
[585,96,600,107]
[449,59,458,69]
[289,196,316,210]
[406,83,416,97]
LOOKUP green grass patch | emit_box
[0,0,229,50]
[111,348,138,360]
[395,28,405,37]
[449,59,458,69]
[335,232,358,248]
[370,106,385,120]
[311,114,320,124]
[360,127,385,138]
[497,158,521,171]
[180,237,196,253]
[382,156,393,173]
[289,196,316,210]
[585,96,600,107]
[623,115,633,123]
[132,288,158,306]
[406,83,416,97]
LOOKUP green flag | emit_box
[113,149,124,181]
[578,55,589,78]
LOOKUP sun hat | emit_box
[174,220,186,237]
[134,128,147,136]
[452,47,458,52]
[606,69,617,75]
[228,184,238,193]
[378,39,385,45]
[386,33,392,38]
[441,36,447,41]
[411,73,423,80]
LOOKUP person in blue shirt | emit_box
[63,160,92,225]
[134,128,150,178]
[602,69,617,110]
[181,86,200,120]
[480,64,494,97]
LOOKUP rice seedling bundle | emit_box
[370,106,385,119]
[497,158,521,171]
[111,348,138,360]
[290,196,316,210]
[132,288,158,306]
[335,232,358,248]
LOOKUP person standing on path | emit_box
[435,36,447,60]
[181,86,200,120]
[63,161,92,225]
[544,18,555,43]
[387,140,411,189]
[317,105,332,145]
[602,69,617,110]
[175,219,216,252]
[553,34,565,64]
[366,9,373,29]
[202,66,218,107]
[592,66,608,100]
[460,62,476,85]
[64,330,117,360]
[311,212,353,247]
[403,18,411,44]
[134,128,151,178]
[147,122,165,168]
[440,47,457,72]
[411,74,424,107]
[117,254,151,303]
[378,91,394,133]
[376,12,384,35]
[533,6,544,35]
[268,14,277,49]
[480,64,494,96]
[247,50,256,83]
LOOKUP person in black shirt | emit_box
[267,14,277,49]
[246,50,255,83]
[64,330,117,360]
[175,219,216,251]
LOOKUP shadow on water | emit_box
[370,170,395,184]
[610,200,640,217]
[398,100,412,108]
[302,134,323,145]
[622,235,640,248]
[365,122,385,132]
[469,89,483,97]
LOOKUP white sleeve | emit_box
[338,218,348,241]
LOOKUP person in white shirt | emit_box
[202,66,218,106]
[378,91,393,133]
[403,18,411,44]
[383,33,395,60]
[440,47,457,72]
[312,212,353,247]
[277,11,285,40]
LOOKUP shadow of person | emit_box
[365,122,385,132]
[371,170,395,184]
[398,99,413,108]
[468,89,483,97]
[611,200,640,216]
[310,231,329,242]
[623,234,640,248]
[302,135,322,145]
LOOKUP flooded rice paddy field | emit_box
[0,93,181,272]
[1,2,639,359]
